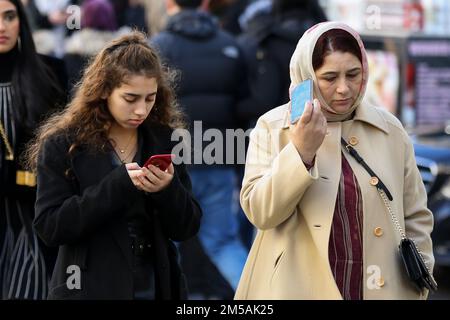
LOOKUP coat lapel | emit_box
[71,146,134,269]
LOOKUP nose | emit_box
[336,78,350,95]
[134,100,148,117]
[0,19,6,32]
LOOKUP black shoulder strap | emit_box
[341,138,393,201]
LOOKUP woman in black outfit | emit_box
[26,31,202,300]
[0,0,66,300]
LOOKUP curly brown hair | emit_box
[26,31,185,171]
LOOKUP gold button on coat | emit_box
[374,227,383,237]
[370,177,379,186]
[349,136,358,146]
[377,277,385,287]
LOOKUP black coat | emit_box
[33,124,202,299]
[151,10,248,131]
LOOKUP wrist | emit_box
[290,140,315,163]
[299,152,315,165]
[304,156,315,167]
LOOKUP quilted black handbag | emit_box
[341,138,437,292]
[399,238,438,291]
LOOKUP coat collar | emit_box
[281,102,389,134]
[352,102,389,134]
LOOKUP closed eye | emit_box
[124,97,136,103]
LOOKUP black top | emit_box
[0,50,16,196]
[111,133,156,299]
[110,134,153,241]
[0,49,16,83]
[0,49,67,197]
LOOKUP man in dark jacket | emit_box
[151,0,249,296]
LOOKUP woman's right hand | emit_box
[126,162,175,193]
[289,99,327,164]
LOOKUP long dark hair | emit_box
[26,31,185,171]
[8,0,63,131]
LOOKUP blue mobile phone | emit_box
[290,79,313,124]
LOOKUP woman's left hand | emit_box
[138,163,174,193]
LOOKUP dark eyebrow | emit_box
[124,93,139,97]
[124,92,157,97]
[320,71,338,77]
[320,68,361,77]
[347,68,361,73]
[2,9,17,15]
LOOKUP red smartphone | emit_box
[143,154,174,171]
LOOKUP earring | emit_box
[17,36,22,52]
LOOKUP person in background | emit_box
[209,0,249,35]
[143,0,168,36]
[28,0,72,57]
[0,0,66,300]
[109,0,148,32]
[152,0,249,296]
[124,0,148,33]
[27,31,202,300]
[236,22,435,299]
[63,0,129,92]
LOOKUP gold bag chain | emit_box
[0,121,14,161]
[0,120,36,187]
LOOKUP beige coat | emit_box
[235,22,434,300]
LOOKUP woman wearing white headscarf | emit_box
[235,22,434,300]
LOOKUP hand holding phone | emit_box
[290,79,313,124]
[289,97,327,165]
[143,154,175,171]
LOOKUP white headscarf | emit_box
[289,22,369,122]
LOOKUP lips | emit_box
[333,98,352,105]
[0,36,9,43]
[128,119,144,125]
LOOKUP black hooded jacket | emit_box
[151,10,248,133]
